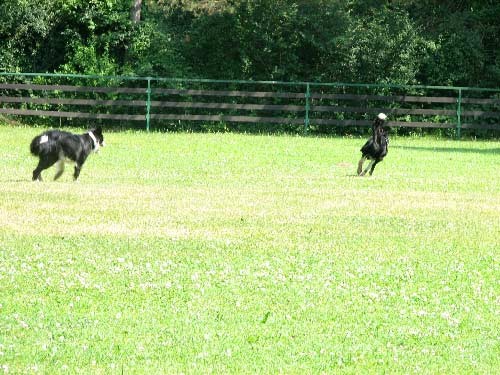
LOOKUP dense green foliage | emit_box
[1,0,499,87]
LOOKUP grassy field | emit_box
[0,125,499,374]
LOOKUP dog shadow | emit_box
[1,179,30,183]
[392,145,499,155]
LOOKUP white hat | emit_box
[377,113,387,120]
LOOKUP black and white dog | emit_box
[30,127,105,181]
[357,113,389,176]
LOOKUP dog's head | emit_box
[373,113,387,128]
[372,114,388,144]
[372,113,386,133]
[375,122,389,145]
[88,126,105,152]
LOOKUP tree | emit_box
[1,0,499,87]
[0,0,58,71]
[338,7,431,84]
[131,0,142,23]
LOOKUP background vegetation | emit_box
[1,0,499,87]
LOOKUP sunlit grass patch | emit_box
[1,125,499,373]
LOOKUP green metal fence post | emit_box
[146,77,152,131]
[456,88,462,139]
[304,83,310,134]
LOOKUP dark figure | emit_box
[357,113,389,176]
[30,127,105,181]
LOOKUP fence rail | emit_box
[0,72,499,136]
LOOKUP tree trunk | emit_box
[131,0,142,24]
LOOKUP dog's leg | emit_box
[33,156,58,181]
[73,164,81,181]
[361,160,375,176]
[32,169,43,181]
[33,160,44,181]
[369,160,380,176]
[73,160,87,181]
[54,159,65,180]
[73,154,89,181]
[357,157,366,175]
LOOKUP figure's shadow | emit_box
[392,145,500,155]
[0,179,29,183]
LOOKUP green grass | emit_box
[1,125,499,374]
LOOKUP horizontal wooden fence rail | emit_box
[150,101,305,111]
[150,114,305,124]
[0,96,146,107]
[0,83,146,94]
[310,93,458,103]
[153,88,305,98]
[0,73,498,136]
[0,108,145,121]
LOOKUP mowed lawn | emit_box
[0,125,499,374]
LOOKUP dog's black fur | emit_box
[30,127,104,181]
[357,114,389,176]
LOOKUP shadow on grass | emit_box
[392,145,500,155]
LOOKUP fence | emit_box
[0,72,499,137]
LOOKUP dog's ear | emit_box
[93,126,103,135]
